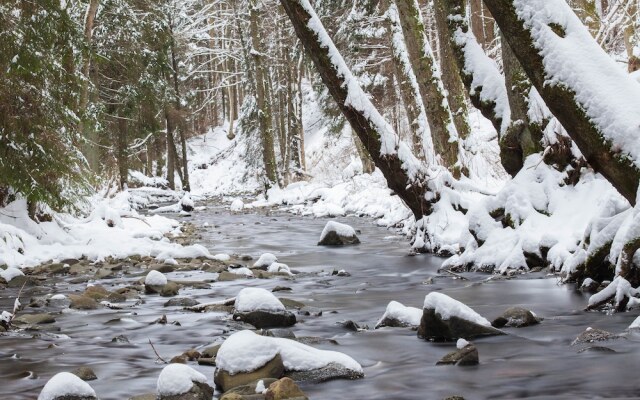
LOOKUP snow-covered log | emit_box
[280,0,434,219]
[483,0,640,205]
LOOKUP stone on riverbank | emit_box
[265,377,308,400]
[418,292,504,341]
[436,341,479,366]
[157,364,213,400]
[72,367,97,381]
[317,221,359,246]
[38,372,97,400]
[215,354,285,393]
[375,301,422,329]
[233,288,296,329]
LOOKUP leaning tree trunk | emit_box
[499,32,543,176]
[280,0,433,219]
[393,0,459,169]
[483,0,640,205]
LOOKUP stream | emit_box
[1,203,640,399]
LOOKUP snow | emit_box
[376,301,423,327]
[267,262,292,275]
[38,372,96,400]
[319,221,357,242]
[513,0,640,168]
[216,330,363,374]
[214,253,231,261]
[255,379,266,393]
[156,363,207,396]
[423,292,491,327]
[0,267,24,282]
[0,194,216,271]
[145,270,168,286]
[180,193,194,209]
[629,316,640,330]
[50,294,66,300]
[1,311,12,324]
[254,253,278,268]
[235,287,285,312]
[456,338,470,349]
[227,266,254,276]
[230,199,244,212]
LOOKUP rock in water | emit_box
[375,301,422,329]
[233,288,296,329]
[436,344,479,366]
[265,377,308,400]
[157,364,213,400]
[214,354,285,393]
[72,366,98,381]
[38,372,97,400]
[571,327,619,346]
[180,194,195,212]
[491,307,541,328]
[317,221,360,246]
[418,292,504,341]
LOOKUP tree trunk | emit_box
[80,0,100,171]
[353,131,376,174]
[165,108,176,190]
[433,0,471,140]
[470,0,495,49]
[169,23,190,192]
[250,0,278,186]
[483,0,640,205]
[393,0,459,168]
[116,117,128,190]
[280,0,433,219]
[500,32,543,176]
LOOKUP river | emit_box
[1,203,639,399]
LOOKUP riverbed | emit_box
[1,204,639,399]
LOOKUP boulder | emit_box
[69,295,99,310]
[436,344,479,366]
[72,366,97,381]
[164,298,199,307]
[317,221,360,246]
[38,372,97,400]
[214,354,285,393]
[284,363,364,383]
[233,311,296,329]
[265,377,308,400]
[571,327,620,346]
[13,313,56,326]
[418,308,504,342]
[160,282,180,297]
[157,364,213,400]
[158,381,213,400]
[491,307,540,328]
[223,378,278,397]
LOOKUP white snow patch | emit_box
[230,199,245,212]
[235,287,285,312]
[156,363,207,396]
[423,292,491,327]
[319,221,357,241]
[216,330,362,374]
[254,253,278,268]
[456,338,470,349]
[214,253,231,261]
[0,267,24,282]
[267,262,292,275]
[38,372,96,400]
[376,301,422,327]
[145,270,168,286]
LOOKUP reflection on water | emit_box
[1,205,639,399]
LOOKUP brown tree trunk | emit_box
[169,23,190,192]
[483,0,640,205]
[165,108,176,190]
[80,0,100,170]
[394,0,459,168]
[280,0,433,219]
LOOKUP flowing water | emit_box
[1,204,640,399]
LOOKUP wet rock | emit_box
[265,377,308,400]
[224,378,278,397]
[220,394,265,400]
[218,271,249,282]
[285,362,364,383]
[160,282,180,297]
[297,307,322,317]
[577,346,616,354]
[72,366,98,381]
[331,269,351,277]
[417,308,505,342]
[69,295,99,310]
[164,298,199,307]
[7,275,40,288]
[201,344,221,359]
[278,298,305,310]
[571,327,620,346]
[443,397,465,400]
[272,286,291,293]
[261,329,296,339]
[150,264,177,274]
[580,278,600,293]
[233,310,296,329]
[436,344,479,366]
[491,307,540,328]
[13,313,56,326]
[159,381,213,400]
[214,354,285,392]
[340,320,368,332]
[111,334,130,343]
[61,258,81,266]
[128,394,156,400]
[317,222,360,246]
[294,337,339,346]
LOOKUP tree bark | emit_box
[169,22,190,192]
[483,0,640,205]
[80,0,100,171]
[280,0,433,219]
[393,0,459,168]
[165,108,176,190]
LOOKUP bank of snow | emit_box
[216,330,362,374]
[0,191,215,270]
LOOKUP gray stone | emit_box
[571,328,620,346]
[13,313,56,325]
[233,311,296,329]
[72,366,98,381]
[265,377,308,400]
[436,344,479,366]
[318,231,360,246]
[491,307,540,328]
[158,381,213,400]
[164,298,199,307]
[418,308,505,342]
[284,363,363,383]
[225,378,278,396]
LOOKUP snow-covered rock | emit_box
[213,253,231,261]
[418,292,503,341]
[157,363,212,400]
[233,288,296,329]
[375,301,422,328]
[216,330,363,376]
[253,253,278,269]
[227,266,254,276]
[38,372,97,400]
[318,221,360,246]
[235,288,285,312]
[145,270,168,286]
[267,262,292,275]
[230,199,244,212]
[180,193,194,212]
[0,267,24,282]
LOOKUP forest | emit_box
[1,0,640,399]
